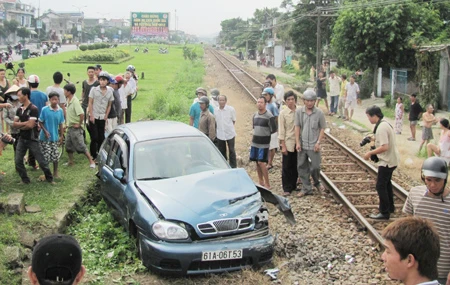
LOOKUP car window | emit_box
[134,136,229,180]
[100,136,113,166]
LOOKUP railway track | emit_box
[208,47,409,248]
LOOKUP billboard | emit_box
[131,12,169,37]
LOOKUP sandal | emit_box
[297,192,312,198]
[282,192,291,197]
[267,165,273,170]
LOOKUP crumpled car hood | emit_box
[136,168,261,223]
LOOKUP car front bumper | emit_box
[140,228,274,275]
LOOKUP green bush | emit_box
[79,45,88,51]
[384,95,392,108]
[70,49,130,62]
[87,45,95,50]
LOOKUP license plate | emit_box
[202,249,243,261]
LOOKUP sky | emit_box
[33,0,287,37]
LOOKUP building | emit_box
[40,10,83,41]
[0,0,35,27]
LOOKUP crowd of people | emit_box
[2,60,450,284]
[0,64,138,183]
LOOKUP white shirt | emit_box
[328,76,341,96]
[215,105,236,140]
[274,83,285,106]
[118,86,127,109]
[345,82,360,101]
[46,86,66,104]
[210,97,219,109]
[127,78,137,95]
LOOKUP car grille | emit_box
[188,257,253,271]
[197,218,253,235]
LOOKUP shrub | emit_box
[87,45,95,50]
[384,95,392,108]
[79,45,88,51]
[70,49,130,62]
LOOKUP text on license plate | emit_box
[202,249,243,261]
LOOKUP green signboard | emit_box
[131,12,169,37]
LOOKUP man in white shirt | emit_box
[328,71,341,116]
[344,75,360,122]
[266,74,284,109]
[215,95,237,168]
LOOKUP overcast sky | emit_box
[33,0,287,36]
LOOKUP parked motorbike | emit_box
[143,47,149,53]
[134,47,139,52]
[52,46,59,53]
[158,47,168,54]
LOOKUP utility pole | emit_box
[316,8,321,77]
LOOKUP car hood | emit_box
[136,168,261,223]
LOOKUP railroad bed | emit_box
[208,47,408,249]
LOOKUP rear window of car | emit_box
[134,136,229,180]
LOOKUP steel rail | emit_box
[208,48,262,102]
[210,47,409,248]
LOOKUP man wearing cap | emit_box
[63,84,95,168]
[210,88,220,109]
[28,234,86,285]
[189,87,214,129]
[13,87,54,184]
[116,75,126,125]
[266,74,284,109]
[87,71,114,160]
[215,94,237,168]
[28,75,48,116]
[28,74,49,169]
[94,64,102,79]
[3,85,20,154]
[295,89,326,197]
[106,76,122,134]
[262,87,279,170]
[198,96,216,141]
[403,157,450,284]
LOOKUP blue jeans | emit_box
[330,95,339,114]
[15,138,53,183]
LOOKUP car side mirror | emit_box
[113,168,125,183]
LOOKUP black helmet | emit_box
[421,157,448,201]
[422,157,448,180]
[198,96,209,106]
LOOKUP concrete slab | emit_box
[6,193,25,215]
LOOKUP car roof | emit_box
[119,121,204,141]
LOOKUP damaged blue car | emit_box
[96,121,295,275]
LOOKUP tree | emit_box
[16,27,30,40]
[289,0,340,68]
[331,0,441,71]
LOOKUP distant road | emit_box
[4,44,78,62]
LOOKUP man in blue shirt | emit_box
[28,75,48,115]
[39,92,65,178]
[189,87,214,128]
[28,74,48,169]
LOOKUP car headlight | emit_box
[152,221,189,240]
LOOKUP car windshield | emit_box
[134,136,229,180]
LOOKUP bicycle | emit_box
[5,61,25,82]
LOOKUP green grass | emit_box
[0,43,205,284]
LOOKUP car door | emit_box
[99,134,129,225]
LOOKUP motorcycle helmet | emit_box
[196,87,207,96]
[98,71,110,80]
[198,96,210,106]
[126,65,135,72]
[421,157,448,201]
